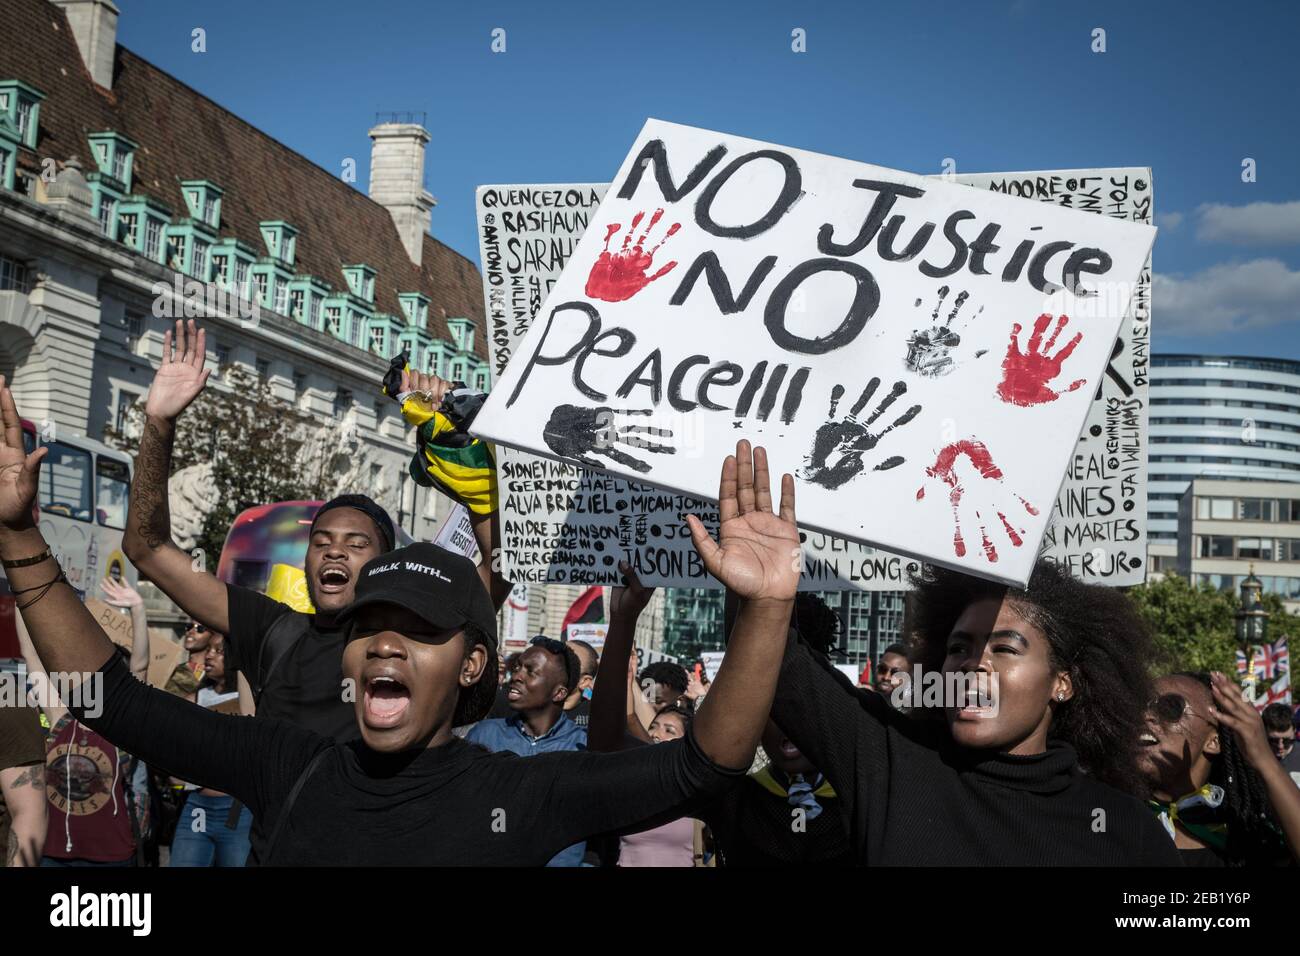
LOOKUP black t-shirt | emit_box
[225,585,357,743]
[769,634,1185,866]
[702,773,855,867]
[567,696,591,730]
[75,654,747,865]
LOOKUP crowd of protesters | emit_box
[1,318,1299,868]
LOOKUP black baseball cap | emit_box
[338,543,497,640]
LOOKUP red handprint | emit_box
[585,208,681,302]
[916,439,1038,563]
[996,313,1086,407]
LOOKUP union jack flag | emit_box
[1237,638,1292,710]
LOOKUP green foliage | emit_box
[105,364,338,567]
[1127,573,1299,693]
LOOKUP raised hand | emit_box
[144,319,211,421]
[1208,671,1276,770]
[997,313,1086,407]
[400,368,455,405]
[542,404,675,473]
[687,441,799,602]
[585,208,681,302]
[799,378,922,490]
[0,378,46,532]
[916,438,1038,564]
[610,559,655,622]
[100,576,144,609]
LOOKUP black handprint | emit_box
[543,404,675,473]
[798,379,922,490]
[903,287,985,378]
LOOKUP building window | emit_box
[98,196,116,238]
[332,388,352,418]
[274,282,288,316]
[0,254,31,293]
[1196,497,1235,521]
[1237,538,1275,560]
[15,98,33,142]
[289,290,304,320]
[119,213,138,248]
[348,313,361,347]
[256,358,270,384]
[1197,535,1234,559]
[1240,498,1275,522]
[144,218,162,261]
[293,370,307,401]
[235,261,249,297]
[203,195,217,227]
[215,344,231,379]
[0,147,10,189]
[254,272,269,305]
[212,255,230,288]
[126,313,143,354]
[325,306,342,336]
[369,327,387,355]
[308,295,321,328]
[113,391,139,435]
[111,149,127,183]
[191,238,210,280]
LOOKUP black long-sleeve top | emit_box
[77,654,748,865]
[769,635,1184,866]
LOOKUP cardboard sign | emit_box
[477,182,916,590]
[85,597,134,650]
[951,169,1152,585]
[474,120,1156,587]
[146,627,186,689]
[433,503,481,561]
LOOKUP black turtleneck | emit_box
[769,634,1184,866]
[76,654,748,865]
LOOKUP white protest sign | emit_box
[477,183,913,590]
[950,169,1152,585]
[433,502,479,561]
[473,120,1156,588]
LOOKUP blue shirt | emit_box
[466,712,589,866]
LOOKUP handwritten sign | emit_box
[474,120,1156,587]
[477,183,917,590]
[85,597,133,650]
[951,169,1151,585]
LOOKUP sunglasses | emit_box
[1148,693,1212,726]
[186,623,209,634]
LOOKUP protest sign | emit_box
[477,183,917,590]
[951,169,1152,585]
[85,597,133,650]
[474,120,1156,587]
[146,627,185,689]
[433,502,480,561]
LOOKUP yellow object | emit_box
[265,563,315,614]
[400,396,499,516]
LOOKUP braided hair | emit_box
[1175,672,1284,866]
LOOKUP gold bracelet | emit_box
[1,546,52,569]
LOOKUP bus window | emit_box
[96,456,130,529]
[232,560,270,591]
[38,441,92,521]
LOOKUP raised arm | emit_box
[683,440,799,769]
[588,560,654,752]
[0,380,317,817]
[122,319,230,634]
[101,576,149,682]
[1211,671,1300,862]
[394,367,512,608]
[1,761,45,867]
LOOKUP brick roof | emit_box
[0,0,485,355]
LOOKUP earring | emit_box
[1056,692,1065,702]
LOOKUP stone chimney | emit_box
[51,0,120,90]
[368,122,436,267]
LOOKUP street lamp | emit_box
[1235,566,1269,699]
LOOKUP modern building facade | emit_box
[1176,478,1300,612]
[0,0,490,561]
[1148,355,1300,575]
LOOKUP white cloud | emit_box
[1154,258,1300,335]
[1157,211,1184,231]
[1195,200,1300,245]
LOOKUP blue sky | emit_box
[118,0,1300,357]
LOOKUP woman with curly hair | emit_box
[1138,671,1300,866]
[763,558,1183,864]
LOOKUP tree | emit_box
[1127,573,1300,695]
[105,364,380,568]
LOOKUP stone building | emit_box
[0,0,490,564]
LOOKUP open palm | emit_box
[145,319,211,421]
[0,377,46,530]
[687,441,799,602]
